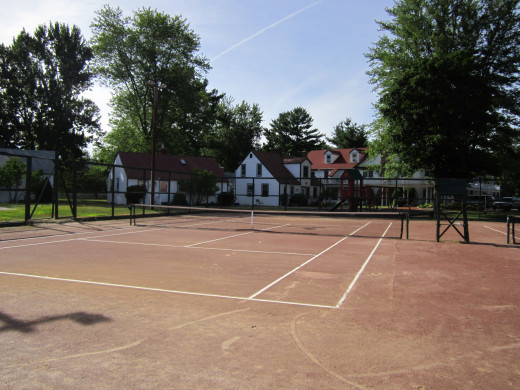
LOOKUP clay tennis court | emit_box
[1,211,519,389]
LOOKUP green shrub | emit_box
[125,185,146,204]
[172,192,188,205]
[289,193,308,207]
[217,191,235,207]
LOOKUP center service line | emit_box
[247,222,372,300]
[335,223,392,308]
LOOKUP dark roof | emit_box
[117,152,226,181]
[283,156,308,164]
[253,150,299,185]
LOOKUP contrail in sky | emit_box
[211,0,324,62]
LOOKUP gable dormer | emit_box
[324,150,340,164]
[350,149,359,163]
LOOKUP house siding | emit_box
[235,153,282,206]
[108,152,229,205]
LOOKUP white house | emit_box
[235,150,308,207]
[108,151,229,205]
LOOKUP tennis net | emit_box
[129,204,415,239]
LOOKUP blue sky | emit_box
[0,0,395,140]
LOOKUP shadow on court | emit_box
[0,311,111,333]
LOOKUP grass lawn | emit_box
[0,201,131,223]
[1,201,516,224]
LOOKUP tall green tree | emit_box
[0,23,102,160]
[327,117,369,148]
[263,107,325,155]
[91,6,222,160]
[204,98,263,171]
[366,0,520,178]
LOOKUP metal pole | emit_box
[111,166,115,218]
[147,81,166,206]
[150,85,158,206]
[54,159,59,219]
[24,157,32,223]
[72,161,77,219]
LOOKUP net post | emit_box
[507,216,511,244]
[435,187,440,242]
[462,199,470,243]
[514,217,517,244]
[406,212,409,239]
[251,210,254,229]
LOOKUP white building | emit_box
[235,151,312,207]
[108,151,229,205]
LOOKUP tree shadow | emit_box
[0,311,112,333]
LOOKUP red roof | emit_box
[306,148,367,176]
[117,152,226,181]
[252,151,300,185]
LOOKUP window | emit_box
[241,164,246,177]
[303,166,309,178]
[247,183,254,196]
[261,183,269,197]
[116,178,120,191]
[257,163,262,177]
[351,152,358,163]
[326,154,331,163]
[160,181,168,193]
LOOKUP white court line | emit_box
[335,223,392,308]
[185,231,253,247]
[0,225,139,244]
[81,238,313,256]
[0,227,163,251]
[247,222,372,300]
[185,223,291,247]
[484,225,519,243]
[0,271,335,309]
[484,226,507,236]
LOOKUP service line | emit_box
[0,271,336,309]
[247,222,372,300]
[335,223,392,308]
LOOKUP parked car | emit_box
[493,197,520,211]
[465,195,495,210]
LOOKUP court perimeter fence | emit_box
[0,151,506,226]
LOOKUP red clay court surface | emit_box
[0,212,519,389]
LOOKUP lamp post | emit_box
[147,80,166,205]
